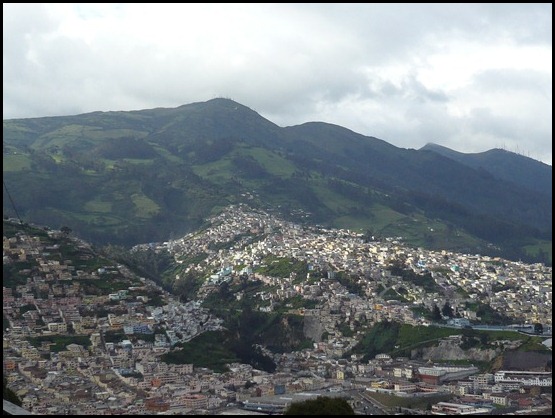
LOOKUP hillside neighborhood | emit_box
[3,206,552,415]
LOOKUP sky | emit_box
[3,3,552,165]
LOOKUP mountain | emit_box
[420,142,552,197]
[3,98,552,263]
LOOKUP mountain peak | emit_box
[205,97,242,106]
[421,142,447,150]
[178,97,255,113]
[3,99,551,264]
[421,143,551,196]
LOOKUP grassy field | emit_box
[34,126,148,148]
[243,147,296,177]
[523,240,552,264]
[152,145,183,163]
[309,178,358,213]
[76,277,137,293]
[380,211,483,252]
[367,204,407,230]
[399,326,543,349]
[395,325,463,350]
[70,211,125,226]
[84,128,148,140]
[517,336,551,352]
[332,216,372,231]
[29,335,92,352]
[84,199,113,213]
[32,124,97,149]
[3,154,32,171]
[131,193,160,218]
[161,331,239,373]
[122,158,155,165]
[330,202,427,233]
[193,147,296,183]
[354,323,549,361]
[256,256,309,279]
[51,154,65,163]
[192,158,235,183]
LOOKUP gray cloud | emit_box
[3,3,552,164]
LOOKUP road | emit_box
[350,389,389,415]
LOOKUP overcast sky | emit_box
[3,3,552,164]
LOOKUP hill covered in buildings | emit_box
[3,214,551,414]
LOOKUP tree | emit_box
[172,272,201,302]
[244,380,256,389]
[284,396,354,415]
[363,229,375,243]
[442,301,454,318]
[60,226,72,236]
[3,376,22,407]
[534,323,544,334]
[431,304,442,321]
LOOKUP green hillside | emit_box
[3,98,551,264]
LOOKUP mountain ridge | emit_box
[3,98,552,264]
[420,142,552,196]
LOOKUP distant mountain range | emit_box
[3,98,552,264]
[420,143,552,197]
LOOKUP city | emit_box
[3,205,552,414]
